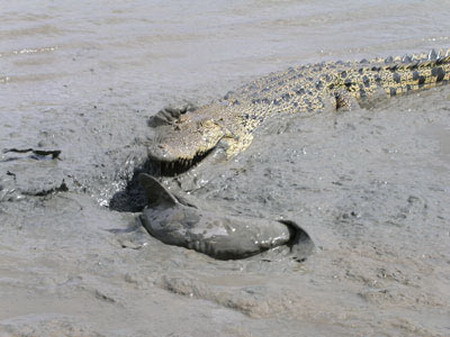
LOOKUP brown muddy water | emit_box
[1,1,450,336]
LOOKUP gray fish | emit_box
[139,173,314,261]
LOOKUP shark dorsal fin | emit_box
[138,173,179,207]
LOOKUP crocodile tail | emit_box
[382,49,449,96]
[345,49,450,99]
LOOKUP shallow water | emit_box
[1,1,450,336]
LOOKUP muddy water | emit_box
[1,1,450,336]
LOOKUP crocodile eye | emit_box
[148,106,188,127]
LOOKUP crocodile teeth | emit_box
[153,147,214,177]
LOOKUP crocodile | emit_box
[148,49,449,175]
[139,173,314,260]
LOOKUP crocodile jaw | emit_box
[147,120,226,175]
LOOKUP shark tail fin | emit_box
[278,220,315,262]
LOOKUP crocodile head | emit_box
[147,103,256,176]
[147,105,231,176]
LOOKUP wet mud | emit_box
[2,1,450,336]
[2,84,449,336]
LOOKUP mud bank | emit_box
[1,86,449,336]
[1,1,450,336]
